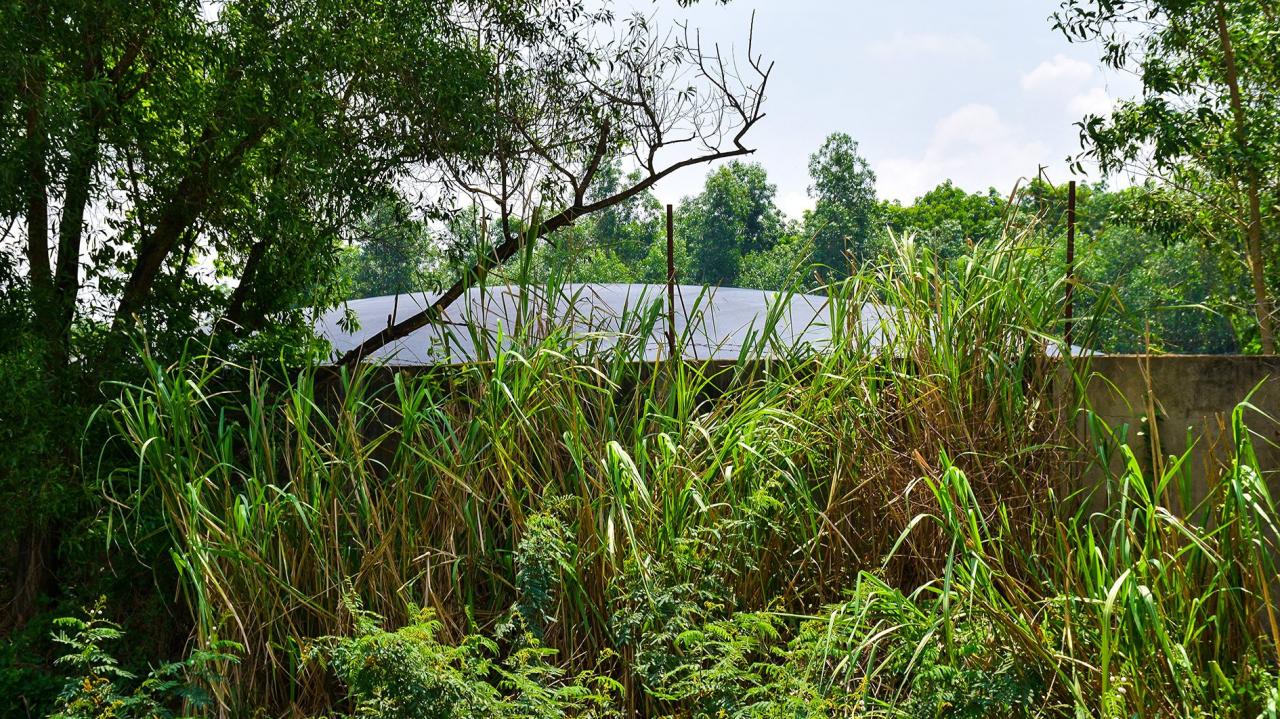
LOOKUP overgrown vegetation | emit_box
[57,228,1254,716]
[5,1,1280,717]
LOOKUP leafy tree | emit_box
[527,221,641,285]
[738,226,813,291]
[1,0,511,362]
[1056,0,1280,352]
[868,176,1246,354]
[684,162,784,286]
[587,163,665,266]
[1077,224,1239,353]
[805,133,878,272]
[881,181,1007,260]
[0,0,533,623]
[340,198,444,300]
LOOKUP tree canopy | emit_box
[1055,0,1280,351]
[807,132,879,272]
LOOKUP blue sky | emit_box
[624,0,1141,216]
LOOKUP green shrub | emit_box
[315,596,619,719]
[508,503,576,642]
[47,600,237,719]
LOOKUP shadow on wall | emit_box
[1077,355,1280,507]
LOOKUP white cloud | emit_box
[933,104,1006,148]
[867,31,990,61]
[875,103,1050,203]
[778,190,813,221]
[1021,54,1095,92]
[1067,86,1115,117]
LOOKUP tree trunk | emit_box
[223,238,270,332]
[20,35,52,324]
[50,32,108,358]
[1216,0,1275,353]
[113,122,269,329]
[51,123,103,364]
[113,175,214,327]
[1243,186,1273,352]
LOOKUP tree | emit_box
[881,181,1007,260]
[340,198,443,300]
[738,223,812,291]
[806,133,878,272]
[1,0,522,363]
[1056,0,1280,352]
[586,162,665,266]
[1079,224,1239,353]
[683,161,784,286]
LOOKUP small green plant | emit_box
[47,599,237,719]
[314,594,620,719]
[508,502,577,642]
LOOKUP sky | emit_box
[620,0,1142,218]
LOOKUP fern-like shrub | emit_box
[314,596,620,719]
[48,600,237,719]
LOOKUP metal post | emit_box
[1065,180,1076,350]
[666,204,677,360]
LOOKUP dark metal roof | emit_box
[316,283,888,365]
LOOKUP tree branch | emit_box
[336,142,758,366]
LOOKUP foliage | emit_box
[316,595,620,719]
[1,0,511,354]
[738,232,813,291]
[576,403,1280,718]
[47,600,237,719]
[8,3,1280,717]
[807,132,880,271]
[0,0,772,664]
[0,0,598,637]
[508,505,577,641]
[336,4,771,366]
[880,181,1006,260]
[1076,224,1239,352]
[0,611,64,719]
[0,302,85,554]
[683,162,785,286]
[1055,0,1280,350]
[339,197,448,300]
[103,225,1072,713]
[879,403,1280,718]
[587,164,668,268]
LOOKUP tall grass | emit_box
[101,229,1128,715]
[778,400,1279,718]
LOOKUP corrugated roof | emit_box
[316,283,889,365]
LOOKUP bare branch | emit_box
[336,12,770,366]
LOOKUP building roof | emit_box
[315,283,887,365]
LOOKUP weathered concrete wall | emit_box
[339,354,1280,498]
[1079,355,1280,502]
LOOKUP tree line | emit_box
[342,134,1246,355]
[338,0,1280,357]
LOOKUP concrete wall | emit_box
[340,354,1280,498]
[1079,355,1280,502]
